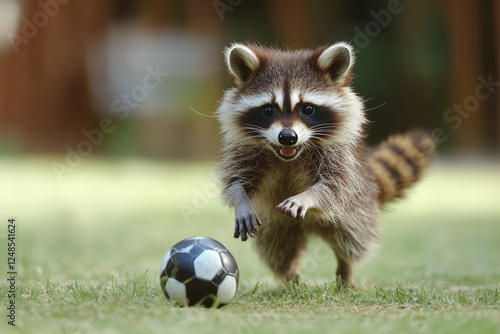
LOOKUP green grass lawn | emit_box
[1,157,499,334]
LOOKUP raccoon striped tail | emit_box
[366,130,437,205]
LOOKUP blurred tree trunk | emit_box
[494,0,500,154]
[267,0,313,49]
[441,0,484,152]
[0,0,113,152]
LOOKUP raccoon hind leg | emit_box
[317,220,379,288]
[254,221,307,283]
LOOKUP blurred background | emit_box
[1,4,500,325]
[0,0,498,160]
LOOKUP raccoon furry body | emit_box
[216,43,436,286]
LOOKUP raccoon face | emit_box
[237,101,341,160]
[217,43,365,161]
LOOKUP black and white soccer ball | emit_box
[159,236,239,307]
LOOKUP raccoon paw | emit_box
[234,208,261,241]
[276,197,307,220]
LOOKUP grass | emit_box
[0,157,499,334]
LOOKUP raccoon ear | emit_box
[316,43,354,85]
[225,44,260,87]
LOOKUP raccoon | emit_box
[216,42,436,286]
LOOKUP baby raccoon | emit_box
[216,42,436,286]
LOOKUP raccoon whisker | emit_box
[309,134,336,145]
[309,128,338,139]
[310,124,337,133]
[309,129,335,135]
[240,125,267,136]
[189,106,217,118]
[364,102,386,113]
[240,134,265,140]
[306,139,324,148]
[241,130,265,137]
[236,127,266,138]
[261,143,275,155]
[226,140,266,151]
[309,124,338,130]
[306,141,328,156]
[310,123,337,128]
[241,124,267,131]
[236,141,272,158]
[311,133,333,143]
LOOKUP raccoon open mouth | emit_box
[272,145,302,160]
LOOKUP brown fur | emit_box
[366,131,437,204]
[216,43,436,286]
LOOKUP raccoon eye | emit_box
[261,105,274,117]
[302,104,316,116]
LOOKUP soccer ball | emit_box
[159,236,239,307]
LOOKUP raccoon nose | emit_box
[278,129,298,146]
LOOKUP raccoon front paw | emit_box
[276,197,307,220]
[234,208,261,242]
